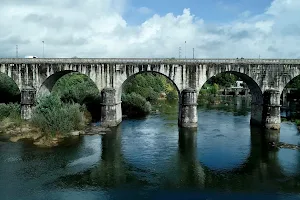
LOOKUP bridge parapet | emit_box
[1,58,300,65]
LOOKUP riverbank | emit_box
[0,117,111,148]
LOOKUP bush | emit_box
[0,103,20,120]
[122,93,151,117]
[32,95,88,136]
[166,90,178,101]
[52,73,101,121]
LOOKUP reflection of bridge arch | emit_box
[199,126,283,174]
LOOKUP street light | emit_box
[184,41,186,59]
[193,48,194,59]
[42,41,44,58]
[16,45,18,58]
[179,47,181,59]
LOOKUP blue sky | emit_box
[125,0,273,24]
[1,0,300,58]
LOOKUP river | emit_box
[1,97,300,200]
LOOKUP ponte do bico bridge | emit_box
[1,58,299,130]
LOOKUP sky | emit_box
[0,0,299,58]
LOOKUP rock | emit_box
[70,131,81,136]
[34,136,59,148]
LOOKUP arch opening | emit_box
[0,72,21,121]
[118,71,180,119]
[0,72,20,104]
[280,75,300,122]
[198,71,263,122]
[38,71,101,121]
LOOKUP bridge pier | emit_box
[262,89,281,130]
[250,103,263,126]
[178,88,198,128]
[100,88,122,127]
[21,86,36,120]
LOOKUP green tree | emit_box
[122,93,151,117]
[209,73,238,88]
[0,73,20,103]
[52,73,101,121]
[210,83,219,95]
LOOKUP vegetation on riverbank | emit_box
[122,73,178,117]
[0,73,101,147]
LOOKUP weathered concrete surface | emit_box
[20,86,36,120]
[262,90,281,130]
[100,88,122,127]
[178,88,198,128]
[1,58,299,128]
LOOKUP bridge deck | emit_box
[1,58,300,64]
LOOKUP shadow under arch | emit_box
[116,71,181,103]
[200,71,264,125]
[0,72,21,103]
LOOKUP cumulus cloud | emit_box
[0,0,300,58]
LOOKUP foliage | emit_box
[122,73,179,117]
[52,73,101,121]
[295,119,300,126]
[208,73,238,88]
[0,73,20,103]
[123,73,166,103]
[0,103,21,120]
[210,83,219,95]
[31,95,87,136]
[199,83,219,96]
[121,93,151,117]
[166,90,178,101]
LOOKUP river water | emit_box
[1,97,300,200]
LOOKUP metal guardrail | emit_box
[1,58,300,64]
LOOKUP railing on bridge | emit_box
[1,58,300,64]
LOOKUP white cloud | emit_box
[0,0,300,58]
[137,7,153,15]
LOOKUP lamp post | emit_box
[184,41,186,59]
[193,48,194,59]
[16,45,18,58]
[42,41,44,58]
[179,47,181,59]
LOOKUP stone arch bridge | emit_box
[1,58,299,130]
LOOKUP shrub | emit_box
[52,73,101,121]
[122,93,151,117]
[166,90,178,101]
[0,103,20,120]
[32,95,88,136]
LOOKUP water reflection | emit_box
[55,126,141,189]
[52,124,300,195]
[2,96,300,199]
[161,128,205,189]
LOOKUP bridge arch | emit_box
[37,70,100,98]
[0,72,21,103]
[199,71,264,125]
[37,71,101,120]
[116,70,180,103]
[280,69,300,94]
